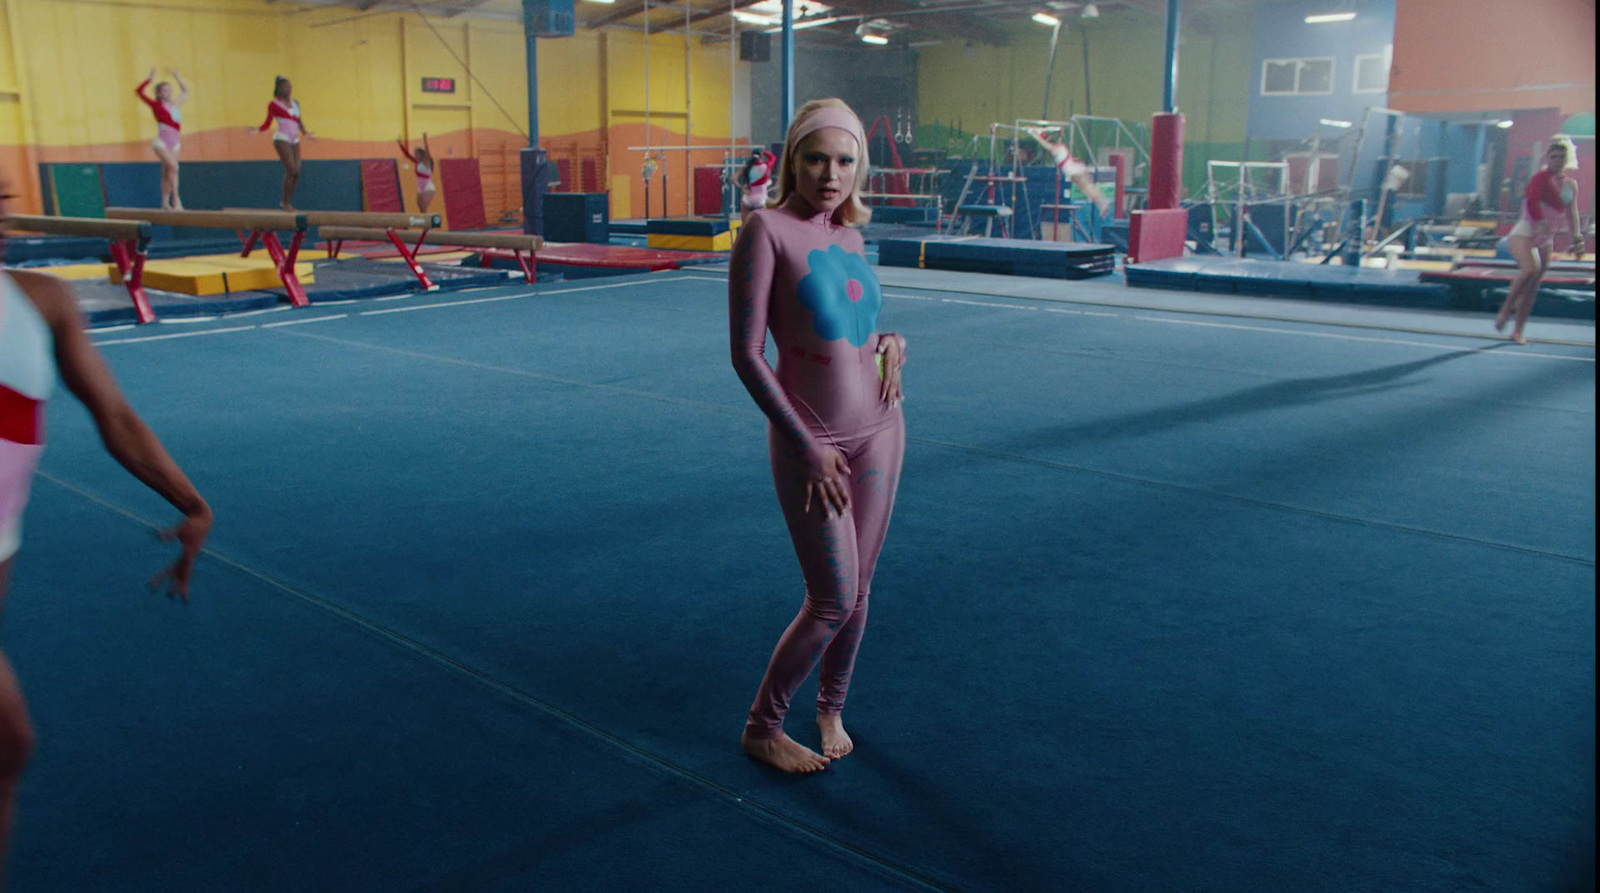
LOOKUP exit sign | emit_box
[421,77,456,94]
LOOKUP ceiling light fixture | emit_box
[861,33,889,45]
[1032,12,1061,26]
[1497,120,1514,129]
[1082,3,1099,17]
[1318,118,1353,128]
[762,15,840,33]
[1305,12,1357,23]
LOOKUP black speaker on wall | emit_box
[740,31,771,62]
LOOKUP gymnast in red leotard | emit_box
[732,99,907,774]
[397,133,436,214]
[1495,138,1585,344]
[135,69,189,210]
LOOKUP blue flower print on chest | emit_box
[796,245,882,347]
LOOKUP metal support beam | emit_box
[781,0,794,132]
[1162,0,1179,113]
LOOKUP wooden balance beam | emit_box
[106,208,312,307]
[319,227,545,285]
[2,214,158,323]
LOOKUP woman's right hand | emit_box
[147,68,156,81]
[147,503,211,603]
[804,448,851,519]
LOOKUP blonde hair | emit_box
[1550,136,1580,171]
[769,98,873,227]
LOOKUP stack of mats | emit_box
[645,217,740,252]
[877,236,1115,279]
[1124,257,1452,308]
[110,253,315,296]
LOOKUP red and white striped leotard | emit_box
[136,78,182,152]
[259,98,302,144]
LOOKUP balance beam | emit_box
[2,214,157,324]
[106,208,311,307]
[223,208,441,270]
[319,226,544,285]
[223,209,441,230]
[224,210,442,290]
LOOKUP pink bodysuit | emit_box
[731,196,907,739]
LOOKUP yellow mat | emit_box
[111,254,315,295]
[35,262,116,281]
[647,232,735,252]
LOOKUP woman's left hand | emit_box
[878,335,903,406]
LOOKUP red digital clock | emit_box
[421,77,456,94]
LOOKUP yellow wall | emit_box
[0,0,744,221]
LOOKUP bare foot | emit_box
[816,713,854,759]
[1513,331,1528,345]
[1494,315,1508,332]
[742,730,830,773]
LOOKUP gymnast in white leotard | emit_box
[1025,127,1112,215]
[398,133,436,214]
[0,178,212,879]
[135,68,189,210]
[255,76,313,210]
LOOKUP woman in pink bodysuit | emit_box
[134,69,189,210]
[731,99,907,774]
[1496,138,1585,344]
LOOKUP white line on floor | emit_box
[357,279,664,316]
[225,306,293,319]
[93,326,258,346]
[1135,316,1595,361]
[258,314,349,328]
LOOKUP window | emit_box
[1353,49,1390,93]
[1261,57,1336,96]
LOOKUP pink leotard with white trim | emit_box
[731,196,907,738]
[0,275,56,563]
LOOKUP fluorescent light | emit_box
[731,11,770,23]
[765,16,839,32]
[1319,118,1353,128]
[1032,13,1061,26]
[1305,12,1357,23]
[1497,120,1514,129]
[861,33,889,45]
[581,0,615,4]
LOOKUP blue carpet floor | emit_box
[7,271,1594,891]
